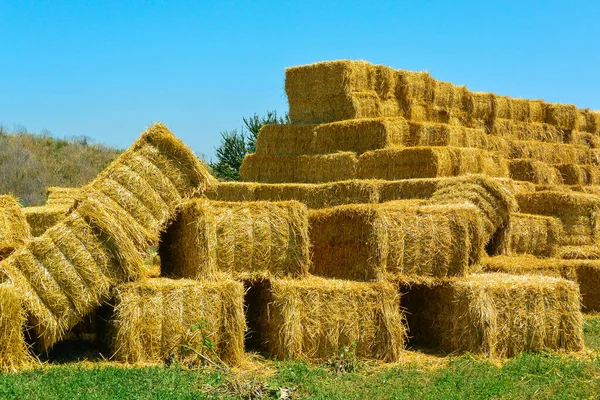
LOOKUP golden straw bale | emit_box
[555,164,600,186]
[570,131,600,148]
[507,141,590,164]
[309,201,482,281]
[468,92,495,125]
[240,153,358,183]
[570,185,600,196]
[255,124,316,156]
[400,273,584,357]
[591,150,600,166]
[358,147,508,180]
[160,199,309,281]
[0,284,35,371]
[545,103,579,131]
[491,213,562,258]
[576,109,600,134]
[46,187,81,207]
[516,190,600,246]
[23,205,69,237]
[251,276,405,362]
[110,278,245,366]
[481,255,600,311]
[508,159,562,185]
[491,119,565,143]
[404,122,488,148]
[205,182,259,202]
[559,245,600,260]
[0,196,31,259]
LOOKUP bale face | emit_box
[555,164,600,186]
[46,187,82,207]
[252,277,405,362]
[0,196,31,259]
[160,199,310,281]
[490,120,566,143]
[23,205,69,237]
[508,159,562,185]
[309,201,482,281]
[240,153,358,184]
[110,278,245,366]
[493,213,563,257]
[0,284,35,371]
[357,147,508,181]
[507,141,590,164]
[401,273,584,357]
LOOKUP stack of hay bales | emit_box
[22,187,82,237]
[0,122,219,364]
[0,196,30,260]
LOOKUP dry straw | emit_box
[508,159,562,185]
[23,205,69,237]
[516,190,600,246]
[0,196,31,260]
[507,141,590,164]
[160,199,310,281]
[481,255,600,311]
[400,273,584,357]
[492,213,562,258]
[0,284,35,371]
[251,276,405,362]
[110,278,245,366]
[555,164,600,186]
[357,147,508,180]
[46,187,82,207]
[240,153,358,183]
[309,200,482,281]
[0,122,216,350]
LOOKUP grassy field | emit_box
[1,314,600,399]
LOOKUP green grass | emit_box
[2,315,600,399]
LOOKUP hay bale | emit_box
[559,245,600,260]
[0,283,35,371]
[555,164,600,186]
[250,276,405,362]
[46,187,81,207]
[517,190,600,246]
[160,199,309,281]
[508,159,562,185]
[507,141,590,164]
[240,152,358,183]
[204,182,259,202]
[23,205,69,237]
[492,213,562,257]
[0,196,31,259]
[491,119,565,143]
[481,255,600,312]
[358,147,508,180]
[0,122,216,350]
[545,103,579,131]
[309,201,482,281]
[570,131,600,148]
[255,124,317,156]
[400,273,584,357]
[110,278,245,366]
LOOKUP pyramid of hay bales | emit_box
[199,60,600,358]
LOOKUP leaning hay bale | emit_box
[507,141,590,164]
[492,213,562,257]
[309,201,482,281]
[252,276,405,362]
[160,199,309,281]
[357,147,508,180]
[0,283,35,371]
[110,278,245,366]
[46,187,82,207]
[555,164,600,186]
[0,196,31,259]
[481,255,600,312]
[400,273,584,357]
[517,190,600,246]
[508,159,562,185]
[491,119,565,143]
[22,205,69,237]
[240,153,358,183]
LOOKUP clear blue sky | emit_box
[1,1,599,159]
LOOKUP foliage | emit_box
[210,111,288,181]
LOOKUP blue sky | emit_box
[1,1,599,159]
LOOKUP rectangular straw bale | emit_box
[570,131,600,148]
[507,141,590,164]
[110,278,245,366]
[491,119,566,143]
[23,205,69,237]
[0,196,31,259]
[516,190,600,246]
[559,245,600,260]
[309,201,482,281]
[491,213,562,257]
[255,124,316,156]
[46,187,81,207]
[358,147,508,181]
[404,122,488,148]
[240,153,358,183]
[555,164,600,186]
[252,276,405,362]
[508,159,562,185]
[0,284,35,371]
[467,92,495,125]
[204,182,259,202]
[160,199,309,281]
[545,103,579,131]
[481,255,600,311]
[400,273,584,357]
[576,109,600,134]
